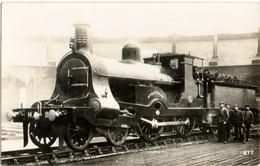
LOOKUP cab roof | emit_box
[143,52,204,62]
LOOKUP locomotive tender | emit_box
[6,24,258,150]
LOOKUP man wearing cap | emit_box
[225,103,233,141]
[217,101,229,143]
[244,105,254,141]
[233,104,245,143]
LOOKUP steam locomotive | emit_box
[6,24,258,151]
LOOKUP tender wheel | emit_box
[210,125,218,135]
[106,127,129,146]
[199,125,209,133]
[29,121,57,149]
[139,118,164,142]
[65,120,93,150]
[175,117,196,137]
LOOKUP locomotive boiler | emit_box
[6,24,258,151]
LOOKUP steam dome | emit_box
[122,40,141,61]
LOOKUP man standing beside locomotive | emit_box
[225,103,233,141]
[244,105,254,141]
[233,104,245,143]
[217,101,229,144]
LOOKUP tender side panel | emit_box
[212,85,256,107]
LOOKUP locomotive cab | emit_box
[144,53,205,107]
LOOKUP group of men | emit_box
[193,66,238,83]
[218,101,254,144]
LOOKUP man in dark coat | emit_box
[233,104,245,143]
[193,66,203,98]
[244,105,254,141]
[225,103,233,141]
[217,101,229,144]
[193,66,200,80]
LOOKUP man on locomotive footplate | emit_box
[244,105,254,141]
[193,66,200,78]
[225,103,233,142]
[193,66,203,98]
[233,104,245,143]
[217,101,229,144]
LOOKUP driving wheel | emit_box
[139,117,164,142]
[106,127,129,146]
[175,117,196,138]
[64,120,93,150]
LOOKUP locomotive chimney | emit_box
[70,23,91,51]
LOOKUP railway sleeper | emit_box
[1,133,219,165]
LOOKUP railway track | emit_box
[1,132,216,165]
[2,124,259,166]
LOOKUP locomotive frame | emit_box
[7,24,258,151]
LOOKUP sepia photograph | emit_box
[1,2,260,165]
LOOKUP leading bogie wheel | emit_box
[65,120,93,150]
[29,121,57,149]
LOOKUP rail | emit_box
[2,125,259,165]
[1,132,215,165]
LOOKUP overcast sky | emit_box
[2,2,260,38]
